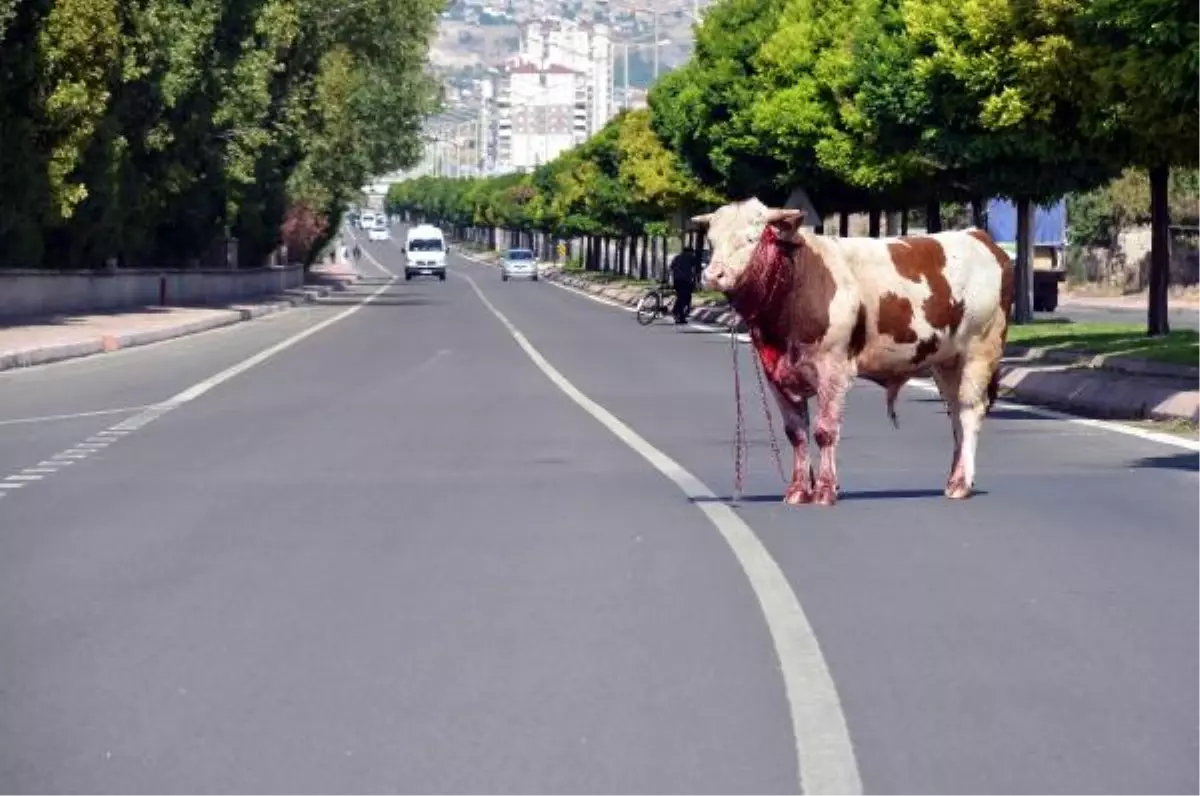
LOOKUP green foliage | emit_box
[1076,0,1199,170]
[0,0,445,269]
[387,110,716,241]
[1068,168,1200,247]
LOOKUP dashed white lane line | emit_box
[498,259,1199,454]
[0,276,396,501]
[345,229,397,279]
[455,267,863,796]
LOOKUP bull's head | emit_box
[691,199,806,293]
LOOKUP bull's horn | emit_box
[764,207,805,223]
[690,212,714,226]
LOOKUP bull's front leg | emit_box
[771,386,814,505]
[812,366,853,506]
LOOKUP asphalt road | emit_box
[0,236,1195,794]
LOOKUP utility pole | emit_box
[652,12,659,80]
[623,44,629,109]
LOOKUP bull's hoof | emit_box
[944,479,973,500]
[783,484,814,505]
[813,482,839,506]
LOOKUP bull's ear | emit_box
[690,212,714,227]
[764,207,805,237]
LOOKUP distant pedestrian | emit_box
[352,244,362,262]
[669,246,700,325]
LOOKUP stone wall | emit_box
[1068,225,1199,289]
[0,264,305,320]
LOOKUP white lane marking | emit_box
[23,468,58,475]
[6,474,42,482]
[523,266,1200,454]
[454,267,862,796]
[346,229,397,278]
[0,277,396,504]
[0,405,151,427]
[0,300,298,381]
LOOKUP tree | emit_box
[615,108,723,222]
[1077,0,1199,334]
[841,0,1118,320]
[0,0,444,271]
[647,0,795,203]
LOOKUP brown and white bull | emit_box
[692,198,1014,506]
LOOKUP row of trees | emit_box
[387,108,722,278]
[389,0,1196,333]
[0,0,444,272]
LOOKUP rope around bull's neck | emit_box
[729,311,788,504]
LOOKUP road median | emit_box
[538,266,1199,425]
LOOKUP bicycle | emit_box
[635,283,677,326]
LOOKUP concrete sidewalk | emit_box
[0,284,332,372]
[538,267,1199,425]
[1063,291,1200,311]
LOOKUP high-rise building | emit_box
[493,62,583,172]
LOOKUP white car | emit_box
[500,248,539,281]
[367,225,390,242]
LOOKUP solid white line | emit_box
[162,277,395,407]
[0,405,151,427]
[532,268,1200,453]
[454,267,862,796]
[346,229,398,278]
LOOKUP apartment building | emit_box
[484,18,616,173]
[493,62,584,172]
[520,20,613,135]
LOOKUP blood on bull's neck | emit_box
[728,224,796,326]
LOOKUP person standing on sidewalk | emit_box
[669,246,700,325]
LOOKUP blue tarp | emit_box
[985,198,1067,247]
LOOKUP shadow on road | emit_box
[1127,452,1200,472]
[319,295,446,307]
[692,488,985,504]
[909,396,1074,423]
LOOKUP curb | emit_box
[537,268,1199,425]
[0,285,331,373]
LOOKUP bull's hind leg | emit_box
[935,344,998,500]
[931,362,965,496]
[771,386,814,505]
[950,337,1004,499]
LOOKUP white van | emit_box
[404,224,447,281]
[367,215,390,241]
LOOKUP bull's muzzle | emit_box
[702,264,728,292]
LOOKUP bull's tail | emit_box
[986,367,1001,415]
[885,379,904,429]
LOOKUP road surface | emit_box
[0,237,1195,794]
